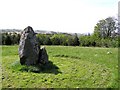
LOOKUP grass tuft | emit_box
[11,60,61,74]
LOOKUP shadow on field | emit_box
[19,60,62,75]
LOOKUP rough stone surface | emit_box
[39,46,49,64]
[18,26,48,65]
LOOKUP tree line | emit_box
[1,17,119,47]
[1,32,20,45]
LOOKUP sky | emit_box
[0,0,118,34]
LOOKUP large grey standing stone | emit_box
[18,26,40,65]
[18,26,49,66]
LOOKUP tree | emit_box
[58,34,68,46]
[94,17,117,39]
[11,33,18,45]
[43,35,52,45]
[73,33,80,46]
[5,35,12,45]
[2,33,6,45]
[67,35,75,46]
[79,35,91,47]
[50,34,60,45]
[36,34,52,45]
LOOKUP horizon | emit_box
[0,28,90,34]
[0,0,118,34]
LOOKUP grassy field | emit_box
[1,45,118,88]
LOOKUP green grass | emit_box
[1,45,118,88]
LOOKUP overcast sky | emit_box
[0,0,118,33]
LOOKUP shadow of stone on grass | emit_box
[19,60,62,75]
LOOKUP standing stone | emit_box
[18,26,49,66]
[18,26,40,65]
[39,46,49,64]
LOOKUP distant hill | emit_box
[0,29,21,34]
[0,29,84,36]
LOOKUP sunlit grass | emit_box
[2,45,118,88]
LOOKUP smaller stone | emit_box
[39,46,49,64]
